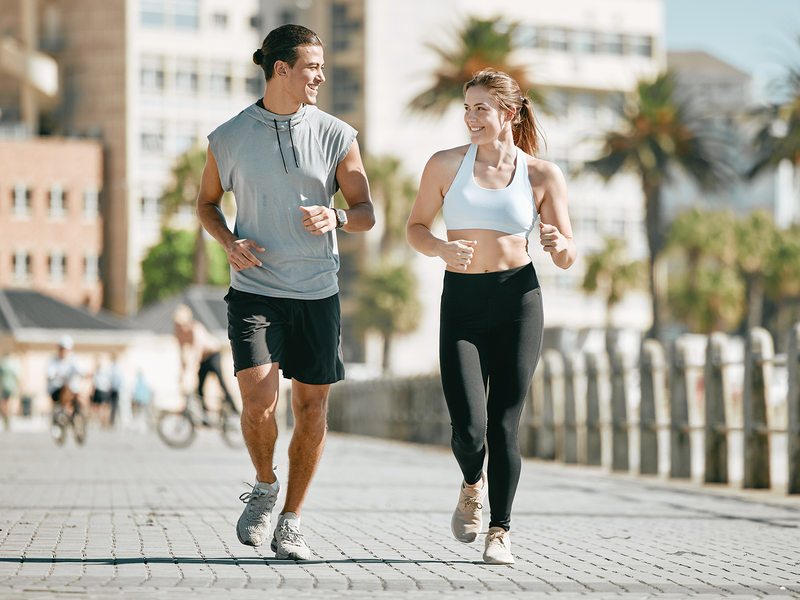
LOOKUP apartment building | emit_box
[261,0,664,373]
[0,0,263,316]
[0,138,104,310]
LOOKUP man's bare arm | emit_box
[196,146,265,270]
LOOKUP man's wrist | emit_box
[333,207,347,229]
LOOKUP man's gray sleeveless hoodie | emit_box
[208,103,356,300]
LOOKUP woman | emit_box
[406,69,576,564]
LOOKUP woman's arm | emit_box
[535,161,577,270]
[406,151,476,271]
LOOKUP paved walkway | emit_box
[0,423,799,599]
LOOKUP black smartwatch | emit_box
[334,208,347,229]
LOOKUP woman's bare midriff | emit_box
[446,229,531,273]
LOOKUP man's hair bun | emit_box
[253,48,264,65]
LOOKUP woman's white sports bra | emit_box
[442,143,539,238]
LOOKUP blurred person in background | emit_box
[197,24,374,560]
[0,351,21,429]
[132,371,153,415]
[173,304,236,417]
[46,335,86,416]
[91,354,112,426]
[407,69,576,564]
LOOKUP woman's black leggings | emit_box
[439,262,544,531]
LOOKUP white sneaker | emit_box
[483,526,514,564]
[236,479,279,546]
[271,512,311,560]
[451,473,486,543]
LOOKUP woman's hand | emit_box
[439,239,477,271]
[539,222,569,255]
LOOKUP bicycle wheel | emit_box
[50,411,68,446]
[220,405,245,449]
[71,411,87,446]
[156,410,196,448]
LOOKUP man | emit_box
[197,24,374,561]
[173,304,236,415]
[46,335,85,414]
[0,351,21,429]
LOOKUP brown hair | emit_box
[253,24,323,82]
[463,69,542,156]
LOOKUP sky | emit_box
[664,0,800,101]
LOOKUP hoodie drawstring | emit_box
[274,118,300,174]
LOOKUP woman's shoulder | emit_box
[427,144,470,169]
[520,152,566,186]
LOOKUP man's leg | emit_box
[237,363,281,484]
[281,380,330,516]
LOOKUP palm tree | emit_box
[734,209,777,330]
[582,237,647,349]
[159,147,212,285]
[583,72,721,339]
[408,16,543,116]
[352,155,422,371]
[765,225,800,342]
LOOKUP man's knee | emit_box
[291,392,328,425]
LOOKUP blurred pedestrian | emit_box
[406,69,576,564]
[46,335,86,416]
[132,370,153,413]
[0,351,21,429]
[172,304,234,416]
[197,23,375,560]
[91,354,112,426]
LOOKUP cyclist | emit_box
[46,335,85,417]
[172,304,237,416]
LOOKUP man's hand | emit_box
[300,205,337,235]
[224,238,264,271]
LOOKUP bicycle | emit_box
[50,403,87,446]
[156,392,244,449]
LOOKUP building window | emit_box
[546,28,569,52]
[547,91,570,118]
[249,15,261,29]
[49,184,65,217]
[605,33,624,55]
[575,30,597,54]
[208,62,231,94]
[175,59,198,92]
[630,35,652,57]
[211,12,228,28]
[84,187,99,218]
[278,9,297,26]
[141,56,165,91]
[141,121,164,153]
[577,94,597,120]
[13,251,31,280]
[141,0,165,27]
[141,195,162,219]
[512,25,539,49]
[246,72,264,96]
[84,253,99,283]
[13,184,31,216]
[49,251,66,282]
[330,3,360,53]
[174,123,196,155]
[173,0,199,30]
[331,66,360,114]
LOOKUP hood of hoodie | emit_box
[244,102,308,132]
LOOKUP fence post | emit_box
[535,354,556,460]
[610,347,631,472]
[743,327,772,489]
[544,350,566,462]
[640,339,666,476]
[586,350,610,468]
[704,332,728,484]
[788,324,800,494]
[563,352,585,464]
[670,335,707,480]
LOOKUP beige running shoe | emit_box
[483,526,515,564]
[451,472,486,543]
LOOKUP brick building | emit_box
[0,137,104,310]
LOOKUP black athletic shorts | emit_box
[224,287,345,385]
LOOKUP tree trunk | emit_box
[746,273,764,331]
[643,181,663,341]
[193,223,208,285]
[382,333,392,373]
